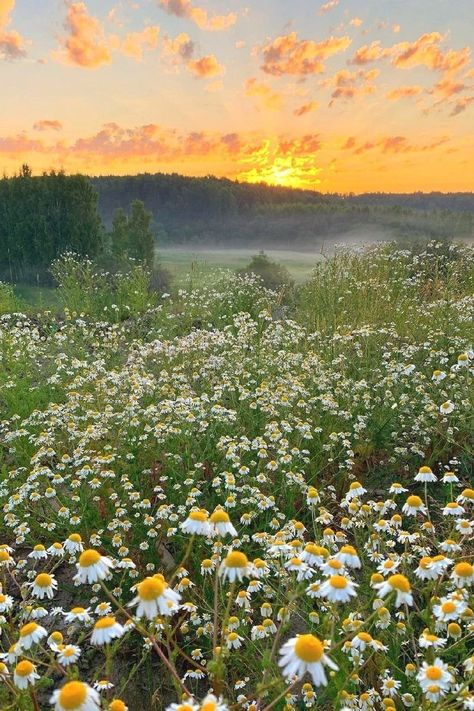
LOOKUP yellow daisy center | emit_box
[426,667,443,681]
[35,573,52,587]
[294,634,324,662]
[329,575,348,589]
[210,510,230,523]
[137,577,166,600]
[20,622,38,637]
[454,562,473,578]
[78,549,101,567]
[406,495,422,508]
[58,681,88,710]
[189,511,208,522]
[388,574,410,592]
[224,551,248,568]
[15,660,34,676]
[94,616,117,629]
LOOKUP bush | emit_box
[50,252,156,320]
[0,281,19,314]
[238,251,294,291]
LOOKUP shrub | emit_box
[238,251,294,291]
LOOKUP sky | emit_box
[0,0,473,192]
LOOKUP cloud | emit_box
[391,33,470,74]
[120,26,160,60]
[343,134,449,155]
[431,78,466,99]
[187,53,224,78]
[293,101,319,116]
[450,96,474,116]
[0,0,27,59]
[350,32,471,77]
[324,68,378,105]
[162,32,195,62]
[318,0,339,14]
[54,2,112,68]
[349,18,363,28]
[158,0,236,31]
[245,78,283,111]
[261,32,351,76]
[33,120,63,132]
[350,40,386,65]
[385,85,423,100]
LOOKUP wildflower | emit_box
[346,482,366,500]
[316,575,358,603]
[417,658,452,692]
[130,575,181,618]
[374,574,413,607]
[210,509,237,537]
[452,562,474,587]
[226,632,243,649]
[439,401,454,415]
[442,502,464,516]
[31,572,58,599]
[181,510,211,536]
[402,495,427,516]
[337,545,361,569]
[74,549,113,584]
[18,621,47,650]
[29,544,48,560]
[63,534,84,554]
[279,634,338,686]
[50,680,101,711]
[219,551,250,583]
[14,660,40,689]
[64,607,92,624]
[57,645,82,665]
[91,616,124,645]
[109,700,128,711]
[415,466,437,483]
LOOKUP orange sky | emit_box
[0,0,473,192]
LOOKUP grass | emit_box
[0,242,472,711]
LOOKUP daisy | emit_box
[374,574,413,607]
[91,616,124,645]
[29,544,48,561]
[63,534,84,555]
[0,593,14,613]
[378,559,400,576]
[109,701,128,711]
[226,632,243,649]
[301,544,328,567]
[402,495,427,516]
[415,466,437,483]
[346,482,366,500]
[50,680,101,711]
[74,549,113,584]
[219,551,250,583]
[458,488,474,504]
[13,660,40,689]
[31,572,58,599]
[284,558,314,581]
[417,658,452,692]
[279,634,338,686]
[414,557,437,581]
[419,631,446,649]
[442,471,459,483]
[181,510,212,536]
[337,545,361,569]
[439,401,454,415]
[316,575,358,603]
[18,621,47,650]
[452,562,474,587]
[198,694,228,711]
[442,502,465,516]
[456,520,474,536]
[209,509,237,537]
[130,575,181,618]
[64,607,92,624]
[57,645,82,665]
[48,542,65,557]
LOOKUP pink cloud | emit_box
[261,32,351,76]
[158,0,236,31]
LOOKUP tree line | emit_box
[1,167,473,284]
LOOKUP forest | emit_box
[1,168,473,284]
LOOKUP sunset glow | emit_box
[1,0,473,191]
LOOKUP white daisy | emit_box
[279,634,338,686]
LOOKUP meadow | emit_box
[0,242,473,711]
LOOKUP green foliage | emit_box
[238,251,294,291]
[50,252,156,320]
[0,168,103,283]
[110,200,155,267]
[0,281,20,314]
